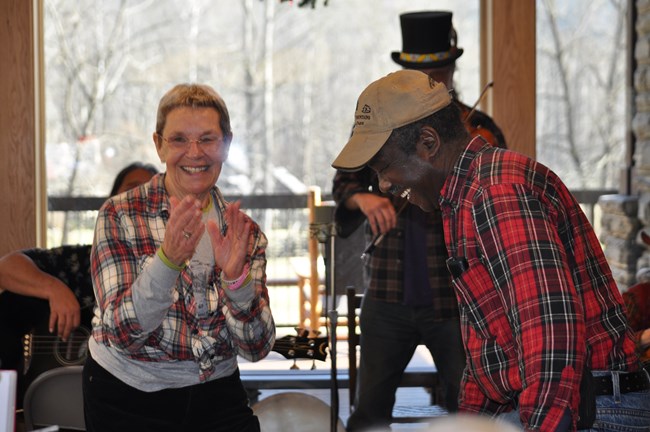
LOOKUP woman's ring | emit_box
[183,231,191,239]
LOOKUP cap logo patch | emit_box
[356,104,372,125]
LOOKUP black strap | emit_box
[577,366,596,429]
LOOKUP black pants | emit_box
[83,355,259,432]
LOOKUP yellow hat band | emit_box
[399,51,452,64]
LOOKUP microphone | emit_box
[446,256,469,278]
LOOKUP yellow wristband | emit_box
[157,247,186,271]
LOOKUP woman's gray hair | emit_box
[155,83,232,144]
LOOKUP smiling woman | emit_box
[83,83,276,432]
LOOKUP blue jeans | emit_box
[346,296,465,432]
[497,369,650,431]
[585,369,650,431]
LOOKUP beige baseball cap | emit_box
[332,70,451,171]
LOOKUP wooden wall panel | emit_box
[481,0,536,158]
[0,0,37,255]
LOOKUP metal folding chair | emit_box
[23,366,85,431]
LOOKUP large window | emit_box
[42,1,627,323]
[536,0,627,189]
[44,0,479,246]
[44,0,480,247]
[43,1,480,320]
[44,0,628,240]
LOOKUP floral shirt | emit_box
[90,173,275,383]
[440,137,639,431]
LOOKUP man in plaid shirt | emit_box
[332,70,650,431]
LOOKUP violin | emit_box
[457,81,507,149]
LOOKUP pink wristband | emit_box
[221,264,251,291]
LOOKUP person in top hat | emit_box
[393,11,506,148]
[332,11,504,432]
[391,11,464,69]
[332,68,650,432]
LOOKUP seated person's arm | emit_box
[0,251,80,340]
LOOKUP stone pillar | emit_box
[598,0,650,291]
[598,194,642,290]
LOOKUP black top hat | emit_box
[391,11,464,69]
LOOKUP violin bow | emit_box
[464,81,494,122]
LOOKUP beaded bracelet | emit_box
[221,264,251,291]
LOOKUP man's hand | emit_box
[0,251,82,341]
[349,193,397,237]
[46,279,81,341]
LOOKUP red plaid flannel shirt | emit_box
[441,137,639,431]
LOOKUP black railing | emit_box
[48,190,616,219]
[48,194,334,212]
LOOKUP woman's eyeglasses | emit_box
[158,133,223,150]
